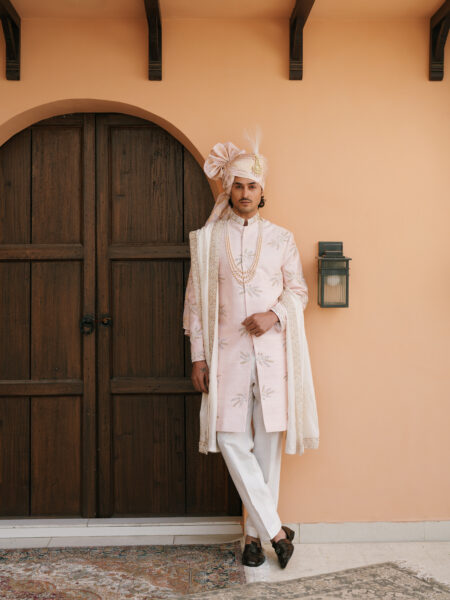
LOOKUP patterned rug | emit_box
[0,542,246,599]
[183,561,450,599]
[1,545,449,600]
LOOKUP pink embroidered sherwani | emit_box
[184,210,308,433]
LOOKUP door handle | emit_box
[100,314,113,327]
[80,314,95,335]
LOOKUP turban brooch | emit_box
[203,141,267,195]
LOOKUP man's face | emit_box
[229,177,262,219]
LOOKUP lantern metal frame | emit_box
[317,241,351,307]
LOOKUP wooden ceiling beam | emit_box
[429,0,450,80]
[0,0,20,80]
[290,0,315,80]
[144,0,162,80]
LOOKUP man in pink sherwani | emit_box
[183,141,309,569]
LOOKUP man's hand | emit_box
[242,311,279,337]
[191,360,209,393]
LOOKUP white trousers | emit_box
[216,350,284,542]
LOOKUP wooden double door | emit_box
[0,113,240,518]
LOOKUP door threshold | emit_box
[0,516,243,539]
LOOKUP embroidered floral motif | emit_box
[261,385,275,400]
[270,272,283,287]
[207,221,223,361]
[218,337,228,349]
[238,284,262,297]
[282,289,305,454]
[239,351,251,364]
[189,302,201,315]
[189,230,203,346]
[238,325,250,337]
[256,352,274,367]
[268,230,290,251]
[235,248,256,269]
[231,393,247,407]
[283,268,298,282]
[191,325,203,340]
[287,241,298,259]
[184,266,204,356]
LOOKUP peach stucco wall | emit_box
[0,15,449,524]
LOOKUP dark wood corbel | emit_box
[0,0,20,80]
[290,0,315,80]
[144,0,162,80]
[429,0,450,81]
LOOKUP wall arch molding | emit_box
[0,98,214,191]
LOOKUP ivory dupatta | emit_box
[188,218,319,456]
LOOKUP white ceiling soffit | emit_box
[12,0,446,20]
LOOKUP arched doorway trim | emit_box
[0,98,221,198]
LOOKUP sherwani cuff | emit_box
[269,302,287,332]
[191,349,206,362]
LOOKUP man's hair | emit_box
[228,196,265,209]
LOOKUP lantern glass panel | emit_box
[323,273,347,305]
[323,259,347,269]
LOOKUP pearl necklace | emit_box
[225,215,263,284]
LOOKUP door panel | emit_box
[0,397,29,515]
[0,129,30,243]
[31,396,82,516]
[111,260,184,377]
[31,127,82,244]
[110,126,183,243]
[0,262,30,379]
[0,114,96,517]
[31,261,82,379]
[113,394,185,515]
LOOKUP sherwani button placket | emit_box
[240,218,258,378]
[242,217,264,429]
[241,221,251,351]
[240,220,252,424]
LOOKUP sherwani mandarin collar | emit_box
[228,210,260,227]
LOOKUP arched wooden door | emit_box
[0,113,240,518]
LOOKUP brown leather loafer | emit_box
[242,540,266,567]
[271,526,295,569]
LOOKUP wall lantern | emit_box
[317,242,351,307]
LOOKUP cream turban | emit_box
[201,139,268,227]
[203,141,267,195]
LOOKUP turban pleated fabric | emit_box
[202,141,268,226]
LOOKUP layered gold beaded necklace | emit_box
[225,214,263,284]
